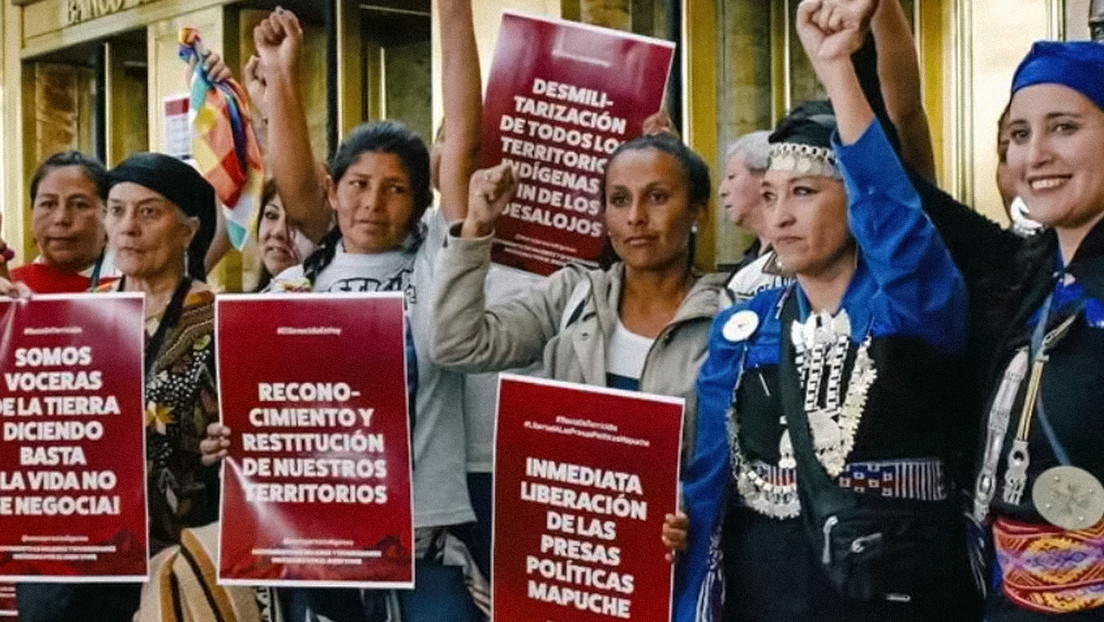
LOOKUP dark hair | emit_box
[330,120,432,212]
[30,151,109,203]
[769,100,837,149]
[997,102,1012,163]
[303,120,431,283]
[596,133,711,269]
[253,179,281,292]
[599,133,711,209]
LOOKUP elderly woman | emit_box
[6,151,115,293]
[671,2,979,620]
[3,152,220,621]
[102,152,220,551]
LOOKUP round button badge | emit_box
[723,310,759,342]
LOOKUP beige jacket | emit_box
[431,229,729,457]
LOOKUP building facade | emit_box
[0,0,1090,284]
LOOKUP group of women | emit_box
[1,0,1103,620]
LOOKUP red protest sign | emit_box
[482,12,676,276]
[0,293,148,581]
[0,582,16,619]
[493,375,683,621]
[216,293,414,588]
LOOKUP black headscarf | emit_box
[108,153,216,279]
[769,99,837,149]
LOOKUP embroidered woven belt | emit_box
[993,517,1104,614]
[749,457,948,502]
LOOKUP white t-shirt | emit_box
[273,208,474,528]
[605,318,655,392]
[462,264,544,473]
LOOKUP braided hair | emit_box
[302,120,432,284]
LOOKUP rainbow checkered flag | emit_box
[178,28,264,249]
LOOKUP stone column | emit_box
[580,0,631,31]
[1092,0,1104,41]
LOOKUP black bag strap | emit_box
[777,293,856,522]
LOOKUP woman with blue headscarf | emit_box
[795,1,1104,618]
[940,40,1104,622]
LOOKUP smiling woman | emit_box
[1005,84,1104,262]
[896,41,1104,621]
[253,179,318,292]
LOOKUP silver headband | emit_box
[767,142,841,179]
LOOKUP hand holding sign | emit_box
[463,163,519,238]
[0,278,30,299]
[200,422,231,467]
[661,511,689,563]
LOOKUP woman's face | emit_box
[31,166,106,273]
[1006,84,1104,236]
[719,153,764,229]
[761,170,852,277]
[603,148,702,274]
[328,151,417,254]
[105,182,197,281]
[258,196,300,276]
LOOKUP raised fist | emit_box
[464,163,519,238]
[796,0,879,63]
[253,7,304,80]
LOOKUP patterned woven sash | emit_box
[748,457,948,503]
[993,517,1104,613]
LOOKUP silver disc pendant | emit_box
[1032,466,1104,531]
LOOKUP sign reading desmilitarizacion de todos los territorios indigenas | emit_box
[482,11,676,276]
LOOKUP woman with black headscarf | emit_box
[101,152,220,554]
[8,152,221,622]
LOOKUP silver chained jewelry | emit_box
[728,309,877,519]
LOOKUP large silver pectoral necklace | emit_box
[783,311,876,478]
[730,309,877,520]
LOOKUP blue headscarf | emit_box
[1012,40,1104,113]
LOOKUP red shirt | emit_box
[9,263,116,294]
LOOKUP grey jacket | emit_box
[431,229,729,457]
